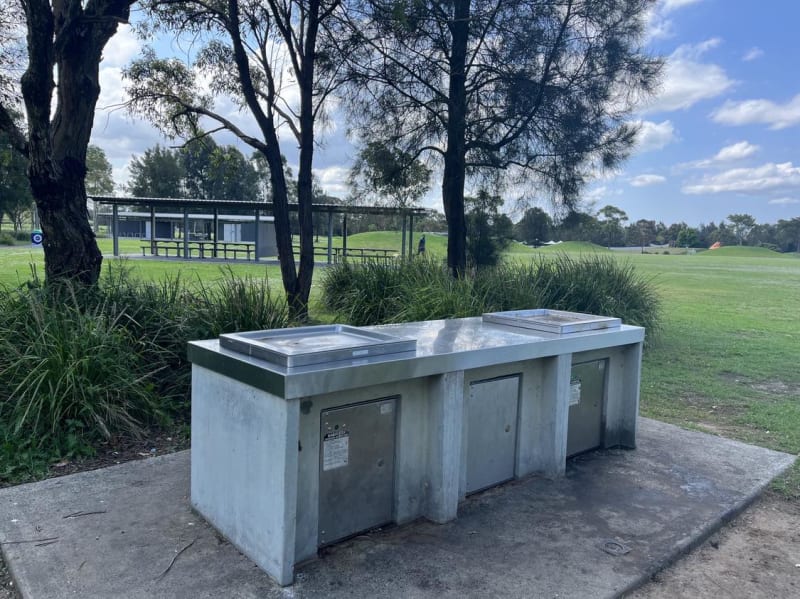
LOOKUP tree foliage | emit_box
[348,141,431,208]
[336,0,662,274]
[127,144,186,198]
[0,119,34,230]
[465,189,513,267]
[85,145,116,196]
[514,207,553,245]
[727,213,757,246]
[126,0,344,319]
[126,140,261,201]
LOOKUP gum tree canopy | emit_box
[337,0,662,275]
[0,0,136,285]
[125,0,343,320]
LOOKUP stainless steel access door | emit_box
[466,375,520,494]
[567,360,607,457]
[318,397,398,546]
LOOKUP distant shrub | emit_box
[14,231,30,241]
[320,254,661,340]
[0,232,15,245]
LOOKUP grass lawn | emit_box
[1,234,798,495]
[534,248,800,497]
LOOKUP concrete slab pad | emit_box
[1,418,794,599]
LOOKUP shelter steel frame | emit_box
[92,196,428,263]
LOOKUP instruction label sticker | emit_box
[322,430,349,471]
[569,380,582,406]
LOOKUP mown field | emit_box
[2,232,799,494]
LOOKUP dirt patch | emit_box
[628,492,800,598]
[0,423,189,491]
[717,372,800,398]
[750,380,800,397]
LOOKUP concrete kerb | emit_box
[615,455,793,598]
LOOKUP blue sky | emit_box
[596,0,800,227]
[92,0,800,227]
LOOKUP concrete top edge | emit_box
[188,317,645,399]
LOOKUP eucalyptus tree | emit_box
[85,145,116,196]
[727,213,756,246]
[348,141,431,208]
[126,0,343,319]
[127,144,186,198]
[777,218,800,253]
[0,0,136,285]
[336,0,661,275]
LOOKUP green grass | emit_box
[533,241,611,253]
[580,251,800,498]
[1,233,799,496]
[700,245,797,258]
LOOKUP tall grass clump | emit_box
[475,255,661,336]
[320,257,478,325]
[0,281,168,474]
[192,266,289,337]
[320,254,661,339]
[0,262,289,481]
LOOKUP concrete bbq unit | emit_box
[188,311,645,586]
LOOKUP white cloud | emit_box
[711,94,800,130]
[683,162,800,194]
[742,47,764,62]
[768,197,799,205]
[634,120,678,152]
[630,174,667,187]
[661,0,704,12]
[712,141,759,162]
[582,185,609,203]
[642,39,735,113]
[101,25,141,69]
[678,141,759,170]
[646,0,705,40]
[313,166,351,197]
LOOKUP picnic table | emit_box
[140,239,256,260]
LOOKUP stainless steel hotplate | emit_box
[482,309,621,334]
[219,325,417,367]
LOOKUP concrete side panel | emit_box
[191,365,299,586]
[425,371,464,523]
[530,354,571,477]
[604,342,642,448]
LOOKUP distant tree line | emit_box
[513,206,800,253]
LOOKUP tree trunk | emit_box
[30,163,102,285]
[292,0,323,323]
[442,0,470,277]
[261,124,301,318]
[18,0,134,286]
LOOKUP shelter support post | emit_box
[327,211,333,264]
[183,209,190,258]
[213,208,219,258]
[254,209,260,260]
[150,206,156,254]
[112,204,119,257]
